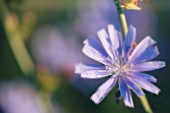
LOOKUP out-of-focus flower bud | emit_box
[119,0,141,10]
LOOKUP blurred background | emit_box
[0,0,169,113]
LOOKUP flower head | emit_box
[75,24,165,107]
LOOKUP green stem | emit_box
[139,96,153,113]
[113,0,153,113]
[114,0,128,37]
[119,12,128,37]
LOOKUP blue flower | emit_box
[75,24,165,108]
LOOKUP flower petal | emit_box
[127,36,156,65]
[75,63,105,73]
[97,29,115,60]
[129,76,160,95]
[80,71,110,79]
[108,25,120,50]
[108,24,122,56]
[90,76,117,104]
[124,76,144,97]
[84,36,108,57]
[123,25,136,61]
[132,46,159,64]
[130,61,165,72]
[128,72,157,83]
[75,63,111,79]
[82,43,112,66]
[119,77,134,108]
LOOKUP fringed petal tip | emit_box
[123,92,134,108]
[155,89,161,95]
[90,94,101,105]
[129,25,136,31]
[83,39,87,45]
[125,102,134,108]
[150,88,161,95]
[97,29,107,35]
[90,77,117,105]
[155,61,166,71]
[152,85,161,95]
[80,74,88,79]
[90,87,108,105]
[108,24,115,32]
[161,61,166,68]
[74,63,83,74]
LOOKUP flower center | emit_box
[106,64,127,76]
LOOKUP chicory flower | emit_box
[75,24,165,107]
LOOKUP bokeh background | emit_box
[0,0,169,113]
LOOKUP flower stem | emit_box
[114,0,128,37]
[139,96,153,113]
[113,0,153,113]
